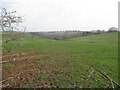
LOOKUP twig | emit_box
[88,63,120,88]
[0,60,9,63]
[91,74,102,87]
[80,69,95,87]
[1,77,13,83]
[88,70,95,78]
[2,67,40,83]
[109,75,114,88]
[105,82,111,88]
[1,83,11,88]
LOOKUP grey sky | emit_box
[0,0,119,32]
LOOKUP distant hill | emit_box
[29,30,107,40]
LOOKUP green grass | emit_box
[2,32,118,88]
[22,85,31,88]
[3,62,14,68]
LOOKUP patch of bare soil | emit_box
[3,52,117,88]
[2,52,84,88]
[2,52,84,63]
[2,53,58,88]
[1,51,89,88]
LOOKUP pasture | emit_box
[2,32,119,88]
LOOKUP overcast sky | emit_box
[0,0,119,32]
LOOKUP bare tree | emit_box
[0,8,23,31]
[0,8,26,55]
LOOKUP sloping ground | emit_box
[2,32,119,88]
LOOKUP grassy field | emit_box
[2,32,118,88]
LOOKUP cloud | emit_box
[0,0,119,31]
